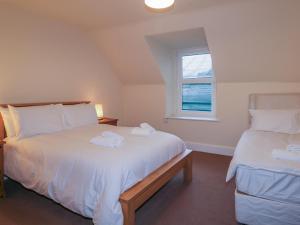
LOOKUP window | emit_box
[176,49,216,118]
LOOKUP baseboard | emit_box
[185,141,235,156]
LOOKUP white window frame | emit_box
[175,48,216,119]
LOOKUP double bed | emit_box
[227,94,300,225]
[0,101,192,225]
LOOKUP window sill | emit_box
[165,116,220,122]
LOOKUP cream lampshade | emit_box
[95,104,103,118]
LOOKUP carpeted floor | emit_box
[0,152,237,225]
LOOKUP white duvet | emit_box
[226,130,300,182]
[4,124,185,225]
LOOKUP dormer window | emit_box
[175,49,216,119]
[145,28,217,121]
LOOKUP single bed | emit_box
[227,93,300,225]
[0,101,192,225]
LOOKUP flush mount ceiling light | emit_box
[144,0,175,12]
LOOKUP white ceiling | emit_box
[1,0,239,30]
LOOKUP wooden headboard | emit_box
[0,101,90,142]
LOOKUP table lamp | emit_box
[95,104,103,119]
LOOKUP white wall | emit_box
[92,0,300,153]
[2,2,300,154]
[0,4,122,118]
[122,83,300,150]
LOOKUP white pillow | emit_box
[249,109,300,134]
[0,107,16,137]
[9,104,65,139]
[62,104,98,128]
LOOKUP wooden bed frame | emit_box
[0,101,193,225]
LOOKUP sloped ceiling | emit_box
[95,0,300,84]
[146,28,208,50]
[3,0,300,84]
[1,0,239,30]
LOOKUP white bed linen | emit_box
[226,130,300,182]
[4,124,185,225]
[235,190,300,225]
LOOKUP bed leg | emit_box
[184,153,192,183]
[121,202,135,225]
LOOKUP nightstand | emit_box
[98,117,118,126]
[0,140,5,198]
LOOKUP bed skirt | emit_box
[235,190,300,225]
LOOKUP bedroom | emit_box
[0,0,300,225]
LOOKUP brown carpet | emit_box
[0,152,237,225]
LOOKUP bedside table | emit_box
[98,117,118,126]
[0,140,5,198]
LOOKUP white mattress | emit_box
[4,124,186,225]
[236,165,300,204]
[227,130,300,204]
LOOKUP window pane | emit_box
[182,83,212,112]
[182,54,212,79]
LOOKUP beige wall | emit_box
[95,0,300,84]
[2,2,300,152]
[0,4,122,118]
[122,83,300,149]
[93,0,300,151]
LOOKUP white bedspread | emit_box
[226,130,300,182]
[4,124,185,225]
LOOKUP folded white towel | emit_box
[272,149,300,162]
[102,131,124,139]
[131,123,156,136]
[287,144,300,152]
[90,131,124,148]
[140,123,156,132]
[90,136,123,148]
[131,127,154,136]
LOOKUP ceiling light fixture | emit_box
[144,0,175,12]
